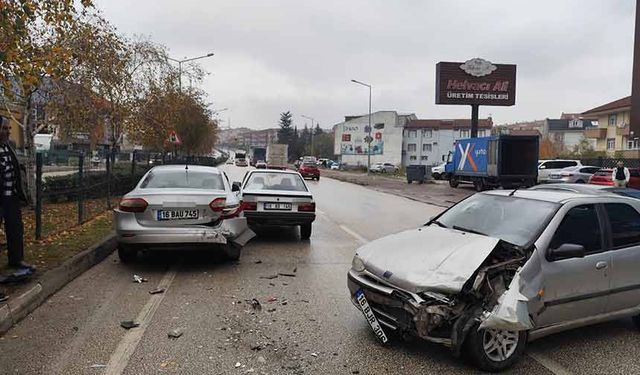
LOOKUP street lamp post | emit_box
[351,79,372,174]
[167,52,215,91]
[301,115,315,156]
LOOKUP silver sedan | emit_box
[114,165,255,262]
[238,169,316,240]
[546,165,601,183]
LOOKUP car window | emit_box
[604,203,640,248]
[550,205,602,254]
[244,172,308,192]
[140,170,225,190]
[561,161,578,168]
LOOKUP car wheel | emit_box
[300,223,312,240]
[316,176,320,181]
[575,179,585,183]
[465,325,527,372]
[432,173,441,180]
[224,243,242,261]
[117,244,138,263]
[449,178,459,188]
[474,179,485,192]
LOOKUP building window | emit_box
[407,143,417,152]
[628,139,640,150]
[409,130,417,138]
[607,138,616,150]
[421,156,428,161]
[478,130,487,137]
[422,143,432,152]
[374,123,385,130]
[342,134,351,142]
[609,114,617,127]
[410,155,417,161]
[422,129,432,138]
[460,129,470,138]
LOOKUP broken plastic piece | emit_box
[133,275,148,283]
[149,288,165,295]
[168,328,184,338]
[260,275,278,280]
[278,272,296,277]
[251,298,262,312]
[120,320,139,330]
[479,271,533,331]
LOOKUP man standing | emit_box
[612,161,631,187]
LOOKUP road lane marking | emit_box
[527,350,573,375]
[105,267,177,375]
[339,225,369,245]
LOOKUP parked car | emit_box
[529,183,640,199]
[298,162,320,180]
[546,165,600,184]
[370,162,399,173]
[431,162,447,180]
[114,165,255,262]
[330,162,341,170]
[537,159,582,183]
[238,170,316,240]
[255,160,267,169]
[348,188,640,371]
[589,168,640,188]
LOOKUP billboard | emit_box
[340,123,384,155]
[435,58,516,106]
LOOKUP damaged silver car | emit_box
[348,189,640,371]
[114,165,255,262]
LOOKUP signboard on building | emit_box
[340,124,384,155]
[435,58,516,106]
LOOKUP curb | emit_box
[0,233,117,335]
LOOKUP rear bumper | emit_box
[300,171,319,178]
[114,210,255,247]
[244,211,315,226]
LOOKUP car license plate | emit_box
[550,174,561,179]
[264,202,292,210]
[355,289,388,344]
[157,209,199,220]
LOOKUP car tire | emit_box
[474,179,485,192]
[300,223,312,240]
[449,178,459,188]
[117,244,138,263]
[432,173,441,180]
[224,243,242,261]
[576,179,585,183]
[316,176,320,181]
[464,324,527,373]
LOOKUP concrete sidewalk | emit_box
[321,169,474,208]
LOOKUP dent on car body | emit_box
[220,217,256,247]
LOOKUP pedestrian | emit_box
[0,116,34,287]
[612,161,631,187]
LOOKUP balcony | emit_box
[585,128,607,139]
[617,125,630,137]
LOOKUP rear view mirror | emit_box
[232,182,241,192]
[548,243,585,261]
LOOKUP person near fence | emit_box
[0,116,34,277]
[612,161,630,187]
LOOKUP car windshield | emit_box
[605,188,640,199]
[245,172,308,192]
[435,194,560,247]
[140,170,225,190]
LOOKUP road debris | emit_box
[168,328,184,339]
[90,364,107,369]
[257,356,266,364]
[250,298,262,312]
[260,274,278,280]
[278,272,296,277]
[293,267,297,273]
[267,308,276,313]
[133,274,148,283]
[149,288,165,295]
[255,260,263,264]
[120,320,139,330]
[235,362,242,368]
[267,297,278,303]
[311,352,318,357]
[281,300,288,306]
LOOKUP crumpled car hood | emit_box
[357,226,500,294]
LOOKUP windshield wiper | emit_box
[425,218,447,228]
[452,225,486,236]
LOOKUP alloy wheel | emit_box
[482,329,519,362]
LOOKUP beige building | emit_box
[582,96,638,157]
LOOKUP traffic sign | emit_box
[168,130,182,145]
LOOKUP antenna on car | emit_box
[508,181,523,196]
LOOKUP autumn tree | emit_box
[0,0,94,200]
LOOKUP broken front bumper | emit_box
[347,269,453,347]
[114,210,255,248]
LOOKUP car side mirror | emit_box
[548,243,585,261]
[442,155,445,162]
[232,182,241,192]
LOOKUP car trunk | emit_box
[127,189,227,227]
[589,170,612,185]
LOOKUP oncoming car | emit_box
[238,170,315,240]
[348,189,640,371]
[114,165,255,262]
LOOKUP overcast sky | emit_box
[96,0,635,129]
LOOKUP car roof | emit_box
[249,169,301,175]
[148,165,221,173]
[484,188,599,203]
[540,159,580,162]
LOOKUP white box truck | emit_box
[266,144,288,170]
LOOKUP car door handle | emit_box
[595,261,608,270]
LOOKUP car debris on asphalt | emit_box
[168,328,184,338]
[120,320,139,330]
[149,288,165,295]
[260,274,278,280]
[250,298,262,312]
[132,275,148,283]
[278,272,296,277]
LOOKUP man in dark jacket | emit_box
[0,116,34,288]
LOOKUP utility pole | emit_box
[301,115,315,156]
[351,79,373,174]
[631,0,640,139]
[167,52,214,92]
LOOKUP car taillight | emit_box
[209,198,226,212]
[298,202,316,212]
[222,202,242,219]
[119,198,148,213]
[241,201,257,211]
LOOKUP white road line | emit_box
[339,225,369,245]
[105,268,177,375]
[527,350,574,375]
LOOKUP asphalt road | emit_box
[0,165,639,374]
